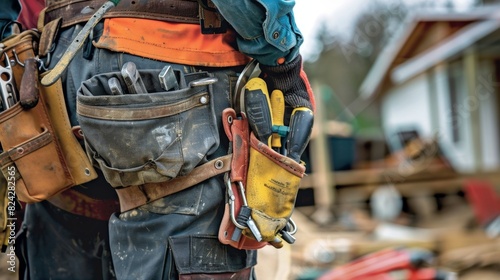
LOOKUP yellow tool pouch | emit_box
[245,132,305,241]
[218,108,306,249]
[219,60,312,249]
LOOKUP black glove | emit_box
[259,55,314,110]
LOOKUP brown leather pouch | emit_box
[218,108,267,250]
[0,30,97,203]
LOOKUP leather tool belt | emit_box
[0,30,97,203]
[40,0,226,34]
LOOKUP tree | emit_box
[305,0,408,137]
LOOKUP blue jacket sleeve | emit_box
[0,0,21,39]
[210,0,303,66]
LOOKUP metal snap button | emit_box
[215,159,224,170]
[200,96,208,104]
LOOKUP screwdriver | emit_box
[244,78,273,146]
[286,107,314,163]
[270,89,288,152]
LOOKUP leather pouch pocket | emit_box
[0,29,97,203]
[0,102,73,203]
[76,70,219,187]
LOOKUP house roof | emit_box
[359,5,500,100]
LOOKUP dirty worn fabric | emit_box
[109,176,257,279]
[17,201,115,280]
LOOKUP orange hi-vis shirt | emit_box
[94,18,251,67]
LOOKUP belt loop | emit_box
[38,18,62,58]
[37,7,47,32]
[198,0,227,34]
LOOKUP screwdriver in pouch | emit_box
[286,107,314,163]
[270,89,289,153]
[244,77,273,146]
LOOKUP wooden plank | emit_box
[335,177,465,204]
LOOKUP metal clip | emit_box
[0,52,18,110]
[11,49,24,67]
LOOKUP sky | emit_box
[293,0,477,61]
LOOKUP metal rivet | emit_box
[84,168,91,176]
[273,31,279,39]
[200,96,208,104]
[214,159,224,170]
[16,147,24,154]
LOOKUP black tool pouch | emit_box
[76,70,220,187]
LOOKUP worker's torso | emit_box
[42,0,250,66]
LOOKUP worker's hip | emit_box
[44,23,241,205]
[109,180,257,279]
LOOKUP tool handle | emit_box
[270,89,285,149]
[108,77,124,95]
[244,78,273,146]
[286,107,314,162]
[19,58,39,109]
[231,206,251,242]
[121,62,147,94]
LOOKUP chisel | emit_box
[121,62,147,94]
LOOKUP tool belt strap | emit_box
[47,188,120,220]
[116,154,232,212]
[41,0,200,29]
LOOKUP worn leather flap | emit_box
[40,73,98,185]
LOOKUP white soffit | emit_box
[391,19,500,84]
[359,7,500,100]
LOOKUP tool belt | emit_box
[40,0,226,34]
[216,61,311,249]
[0,30,97,204]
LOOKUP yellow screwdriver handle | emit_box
[270,89,285,148]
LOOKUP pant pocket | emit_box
[76,70,220,187]
[168,235,255,279]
